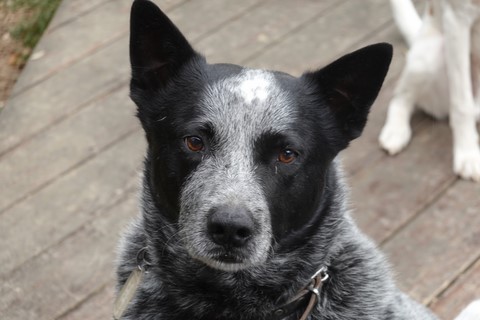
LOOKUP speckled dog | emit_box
[115,0,438,319]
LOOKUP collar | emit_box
[114,248,329,320]
[268,267,329,320]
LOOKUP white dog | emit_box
[379,0,480,181]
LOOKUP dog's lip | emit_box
[187,247,246,264]
[209,252,244,264]
[215,253,242,264]
[205,247,247,263]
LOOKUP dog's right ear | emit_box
[130,0,196,90]
[303,43,392,150]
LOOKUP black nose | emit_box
[207,206,254,248]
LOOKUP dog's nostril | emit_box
[236,227,251,239]
[209,223,228,242]
[207,206,254,248]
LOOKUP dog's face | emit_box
[130,0,392,272]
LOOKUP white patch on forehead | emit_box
[239,70,271,105]
[201,68,294,133]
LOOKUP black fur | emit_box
[116,1,438,319]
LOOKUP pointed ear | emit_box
[130,0,196,90]
[304,43,393,144]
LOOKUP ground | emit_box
[0,1,26,109]
[0,0,60,109]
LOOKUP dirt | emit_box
[0,2,31,110]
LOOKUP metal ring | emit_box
[136,247,151,270]
[311,266,328,281]
[320,272,329,282]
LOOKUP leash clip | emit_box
[311,266,329,282]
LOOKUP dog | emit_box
[379,0,480,181]
[115,0,439,319]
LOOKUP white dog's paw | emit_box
[454,300,480,320]
[454,147,480,182]
[379,121,412,155]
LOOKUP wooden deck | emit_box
[0,0,479,319]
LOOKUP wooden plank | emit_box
[0,131,145,276]
[382,180,480,304]
[246,0,392,75]
[0,36,131,156]
[196,0,342,64]
[0,194,137,320]
[350,119,455,243]
[48,0,187,31]
[430,258,480,320]
[166,0,262,42]
[13,0,133,95]
[57,285,116,320]
[48,0,108,31]
[0,86,137,213]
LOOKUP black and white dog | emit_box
[116,0,438,319]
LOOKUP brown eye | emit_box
[185,136,204,152]
[278,149,297,164]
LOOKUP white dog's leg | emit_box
[379,66,417,155]
[390,0,422,46]
[379,34,442,155]
[454,300,480,320]
[443,7,480,181]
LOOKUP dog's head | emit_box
[130,0,392,272]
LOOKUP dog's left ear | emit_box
[304,43,392,145]
[129,0,196,91]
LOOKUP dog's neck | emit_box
[125,244,330,320]
[130,247,329,320]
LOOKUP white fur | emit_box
[454,300,480,320]
[379,0,480,181]
[239,70,271,105]
[390,0,423,46]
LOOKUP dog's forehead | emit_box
[200,68,297,136]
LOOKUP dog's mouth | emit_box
[188,248,254,272]
[215,252,242,264]
[200,256,251,272]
